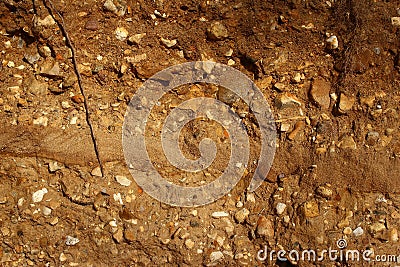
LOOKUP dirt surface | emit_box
[1,0,400,266]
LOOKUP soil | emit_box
[0,0,400,266]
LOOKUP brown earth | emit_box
[0,0,400,266]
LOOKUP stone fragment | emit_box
[338,135,357,150]
[32,188,48,203]
[310,78,331,109]
[115,175,132,186]
[160,37,177,48]
[234,208,250,223]
[256,216,274,238]
[276,203,286,215]
[326,35,338,49]
[65,236,79,246]
[128,33,146,45]
[300,200,319,218]
[275,92,302,109]
[115,27,128,41]
[207,21,228,40]
[210,251,224,262]
[338,93,355,113]
[316,184,333,199]
[212,211,229,218]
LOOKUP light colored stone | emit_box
[32,188,48,203]
[276,203,286,215]
[389,228,398,242]
[210,251,224,262]
[115,175,132,187]
[39,60,61,78]
[391,17,400,26]
[234,208,250,223]
[103,0,126,16]
[65,236,79,246]
[274,82,285,91]
[128,33,146,45]
[185,239,195,249]
[115,27,129,41]
[59,253,67,262]
[212,211,229,218]
[91,167,102,177]
[27,78,48,96]
[48,161,62,172]
[300,200,319,218]
[33,116,48,126]
[113,228,124,243]
[353,226,364,237]
[275,92,302,109]
[35,15,56,27]
[160,37,177,48]
[207,21,228,40]
[326,35,338,49]
[316,184,333,199]
[369,222,386,235]
[42,206,52,216]
[246,193,255,203]
[343,227,352,235]
[125,53,147,63]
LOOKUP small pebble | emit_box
[391,17,400,26]
[185,239,195,249]
[91,167,102,177]
[128,33,146,45]
[210,251,224,262]
[353,226,364,237]
[207,21,228,40]
[115,27,129,41]
[33,116,48,126]
[32,188,48,203]
[48,161,62,172]
[160,37,177,48]
[343,227,352,235]
[42,206,52,216]
[115,175,132,187]
[316,184,333,199]
[234,208,250,223]
[326,35,338,49]
[256,216,274,238]
[276,203,286,215]
[59,253,67,262]
[212,211,229,218]
[65,236,79,246]
[85,20,99,31]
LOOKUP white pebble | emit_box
[115,175,132,186]
[353,226,364,237]
[42,206,52,216]
[210,251,224,262]
[32,188,48,203]
[65,235,79,246]
[276,203,287,215]
[326,35,338,49]
[211,211,229,218]
[69,117,78,125]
